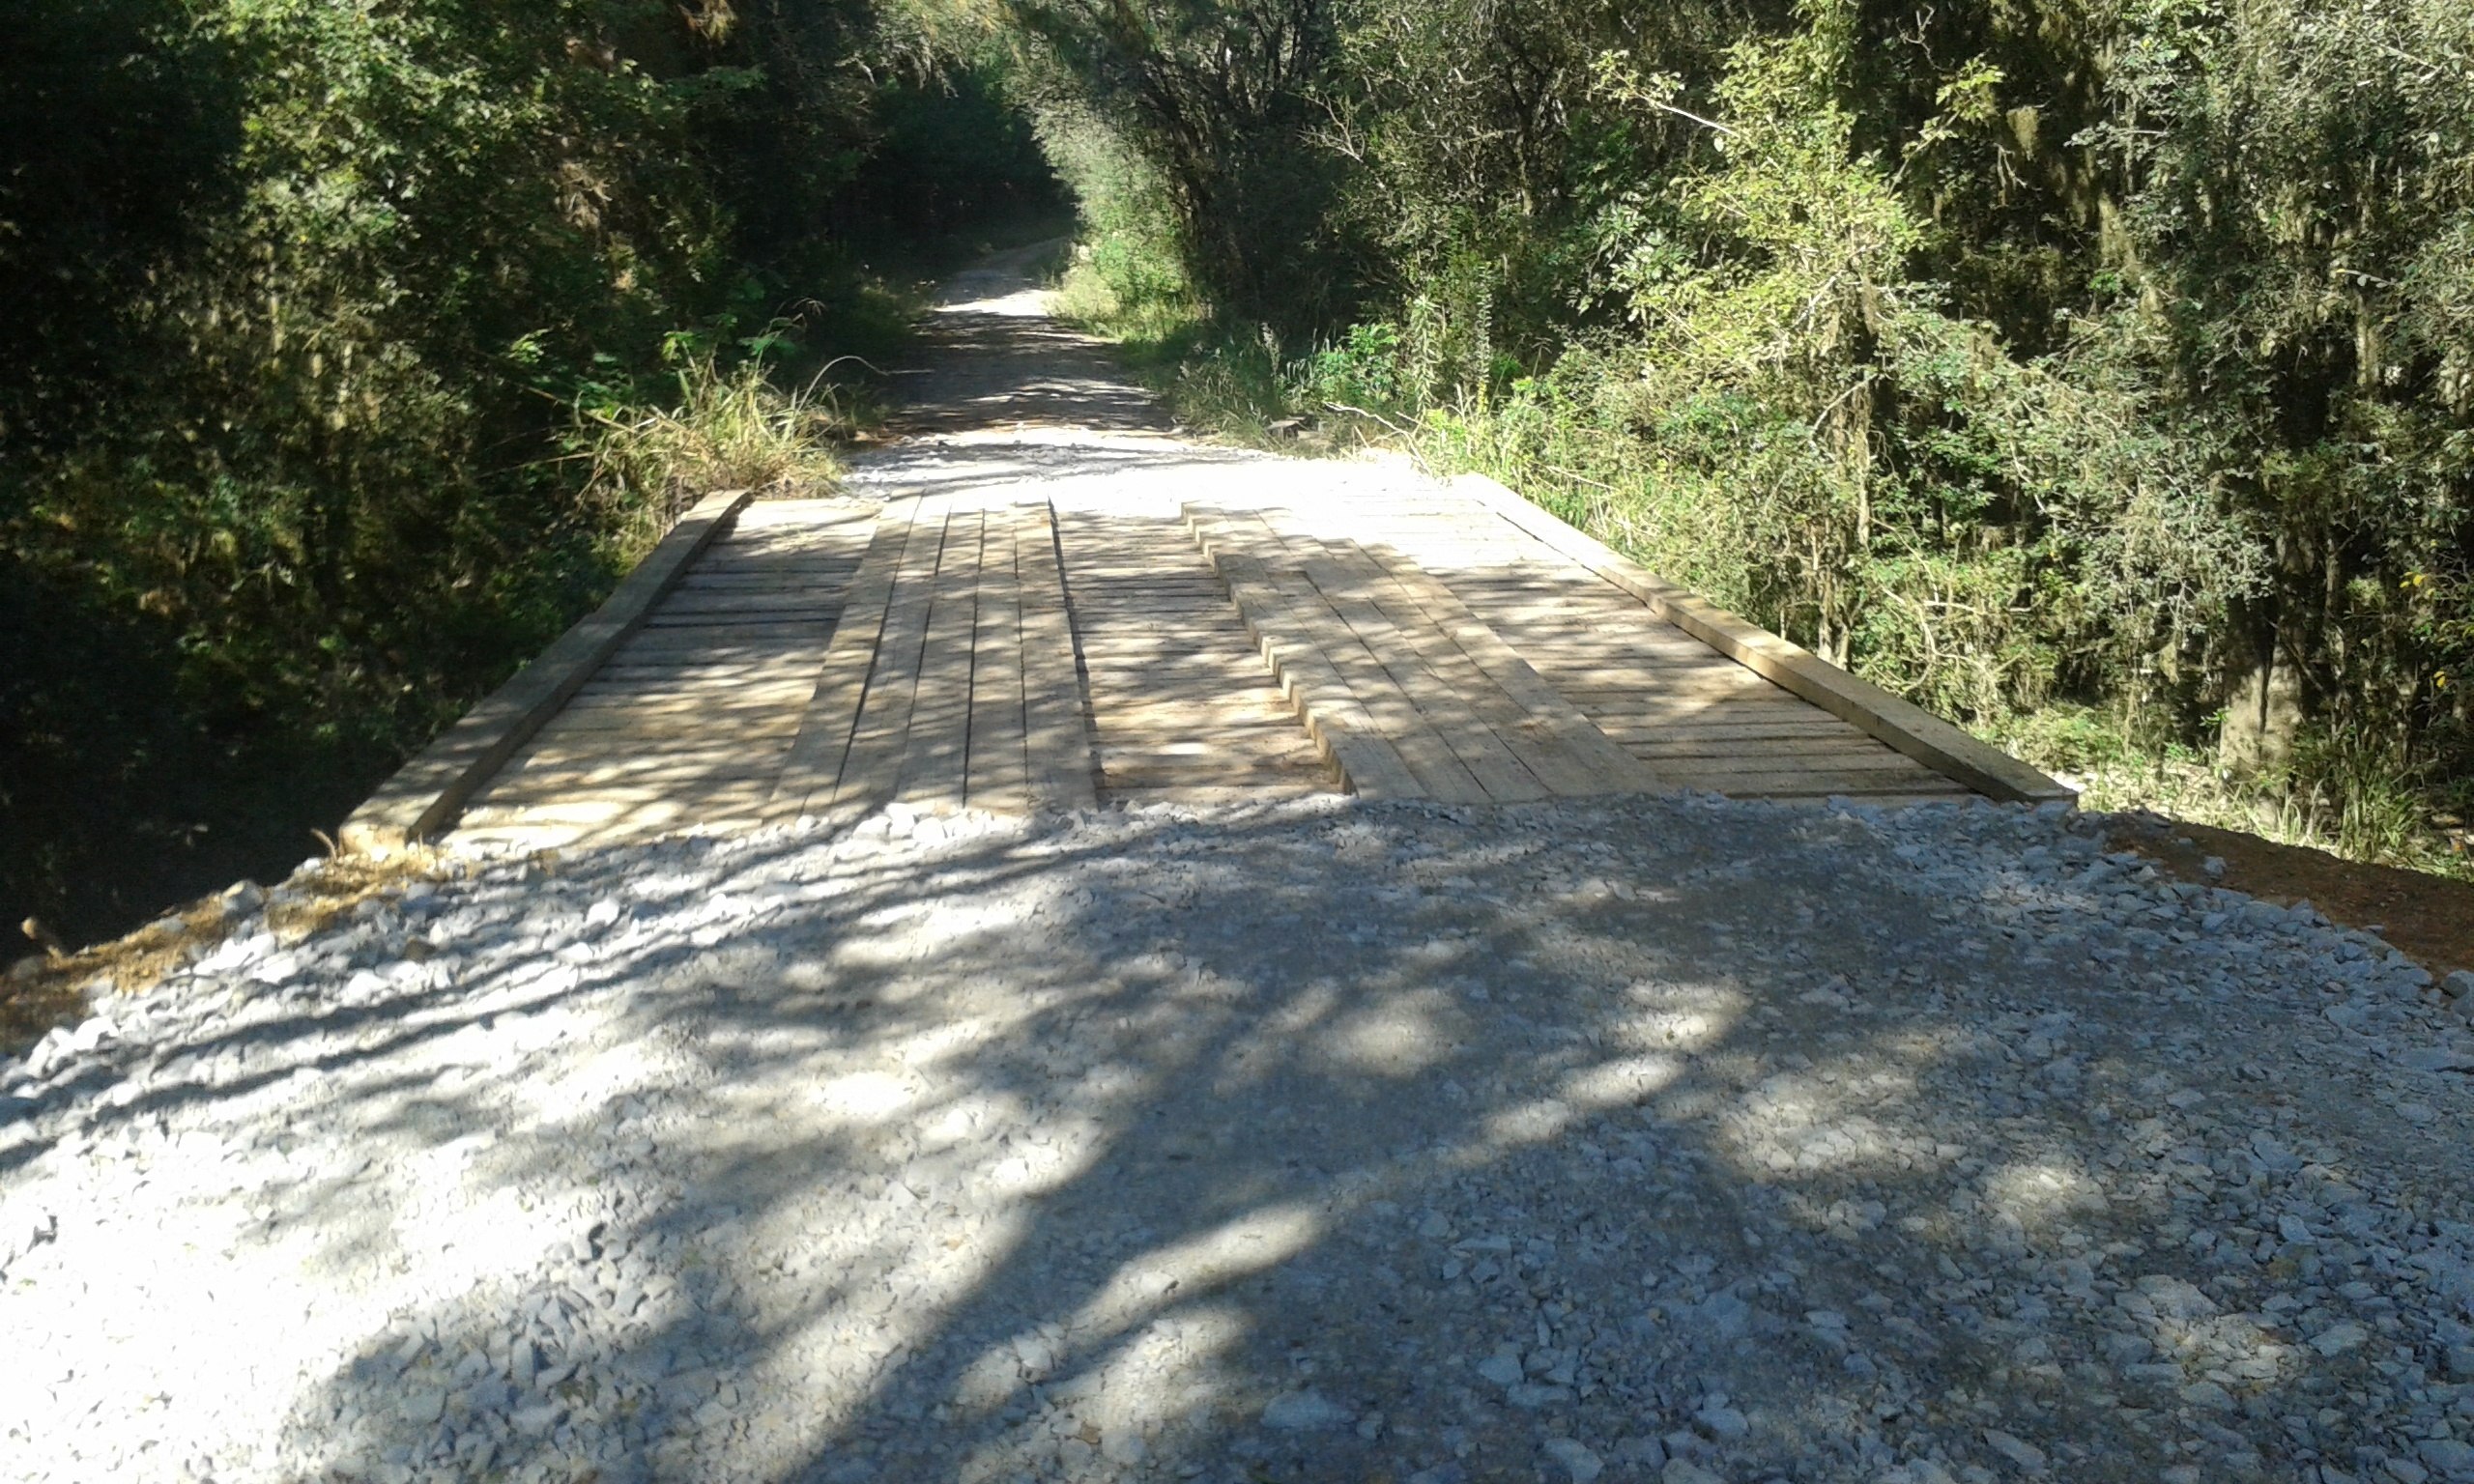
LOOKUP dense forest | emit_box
[6,0,2469,949]
[1020,0,2474,868]
[1,0,1055,945]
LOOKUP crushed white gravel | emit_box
[6,794,2474,1484]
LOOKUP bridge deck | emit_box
[451,499,873,848]
[341,265,2060,855]
[433,455,2024,852]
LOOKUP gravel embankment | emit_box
[6,795,2474,1484]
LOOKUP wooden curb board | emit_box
[339,490,756,853]
[1452,474,2075,806]
[1187,504,1667,805]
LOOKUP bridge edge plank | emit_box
[1452,473,2076,807]
[338,489,757,854]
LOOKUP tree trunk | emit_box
[2218,620,2303,776]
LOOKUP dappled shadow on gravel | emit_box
[18,794,2446,1484]
[9,799,2474,1481]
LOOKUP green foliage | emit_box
[850,61,1064,250]
[575,356,853,538]
[1007,0,1359,330]
[1038,101,1201,336]
[1015,0,2474,869]
[0,0,1051,943]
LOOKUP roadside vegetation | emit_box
[1018,0,2474,878]
[1,0,1059,947]
[11,0,2467,952]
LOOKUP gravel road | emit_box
[8,794,2474,1484]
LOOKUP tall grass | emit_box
[573,357,853,554]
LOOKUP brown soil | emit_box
[2114,813,2474,981]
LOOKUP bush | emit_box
[1012,0,2474,872]
[0,0,1037,943]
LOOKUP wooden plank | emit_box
[1622,736,1913,762]
[1094,727,1325,758]
[686,557,862,576]
[1187,515,1424,801]
[1072,587,1242,609]
[1576,694,1822,715]
[1075,610,1256,628]
[1105,785,1331,806]
[1454,473,2071,805]
[1595,718,1873,743]
[528,711,804,742]
[766,498,921,820]
[561,689,816,719]
[965,505,1031,814]
[340,489,755,853]
[1102,762,1329,789]
[1195,511,1487,803]
[605,634,828,657]
[1069,581,1232,596]
[653,589,844,615]
[1765,790,1982,809]
[1657,765,1973,795]
[592,654,820,675]
[614,618,831,642]
[511,723,803,758]
[635,621,832,641]
[468,785,776,814]
[832,499,951,811]
[677,570,858,586]
[540,684,814,713]
[609,645,827,668]
[1269,562,1487,803]
[573,679,817,706]
[1532,663,1781,689]
[1553,686,1797,710]
[896,509,983,812]
[532,697,807,728]
[1074,609,1240,624]
[1074,637,1260,658]
[579,679,816,700]
[1293,547,1546,804]
[1650,752,1941,783]
[465,784,777,814]
[1083,676,1296,702]
[1091,698,1300,728]
[643,608,842,628]
[1345,541,1666,798]
[1074,627,1262,647]
[486,767,786,799]
[1100,746,1324,777]
[1054,567,1230,582]
[587,670,818,693]
[492,757,786,792]
[1017,500,1100,811]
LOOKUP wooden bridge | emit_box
[340,271,2066,853]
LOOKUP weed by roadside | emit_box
[1047,250,1398,452]
[1995,706,2473,886]
[573,357,856,534]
